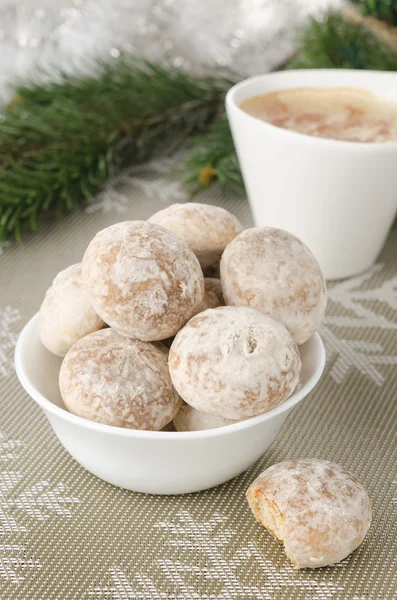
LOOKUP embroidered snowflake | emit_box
[89,510,351,599]
[0,544,41,585]
[392,481,397,506]
[11,481,80,521]
[321,264,397,386]
[0,429,79,584]
[0,306,22,379]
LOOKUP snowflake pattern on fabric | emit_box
[89,510,365,600]
[0,430,37,584]
[0,544,42,586]
[0,306,22,379]
[1,187,395,598]
[321,265,397,386]
[11,481,80,521]
[392,481,397,506]
[0,429,79,585]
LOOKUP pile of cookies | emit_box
[38,202,372,569]
[39,202,327,432]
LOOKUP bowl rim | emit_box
[226,68,397,152]
[15,313,326,440]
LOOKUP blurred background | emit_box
[0,0,341,101]
[1,0,397,242]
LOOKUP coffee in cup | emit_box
[240,87,397,143]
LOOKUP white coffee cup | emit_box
[226,69,397,280]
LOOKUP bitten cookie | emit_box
[169,306,301,419]
[220,227,327,344]
[246,459,372,568]
[148,203,243,275]
[82,221,204,341]
[193,278,224,315]
[59,328,181,430]
[39,263,105,356]
[173,402,240,431]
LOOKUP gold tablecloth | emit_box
[1,162,396,599]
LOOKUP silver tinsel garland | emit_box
[0,0,341,100]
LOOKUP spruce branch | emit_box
[345,2,397,51]
[0,58,235,241]
[289,11,397,70]
[184,117,244,194]
[352,0,397,25]
[2,10,397,234]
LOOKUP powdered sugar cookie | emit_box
[59,328,181,430]
[169,306,301,419]
[82,221,204,341]
[193,278,224,315]
[39,263,105,357]
[174,402,240,431]
[220,227,327,344]
[246,459,371,568]
[148,203,243,274]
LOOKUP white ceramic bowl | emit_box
[15,314,326,495]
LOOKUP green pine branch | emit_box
[352,0,397,26]
[184,117,244,194]
[2,8,397,237]
[289,11,397,70]
[0,58,235,241]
